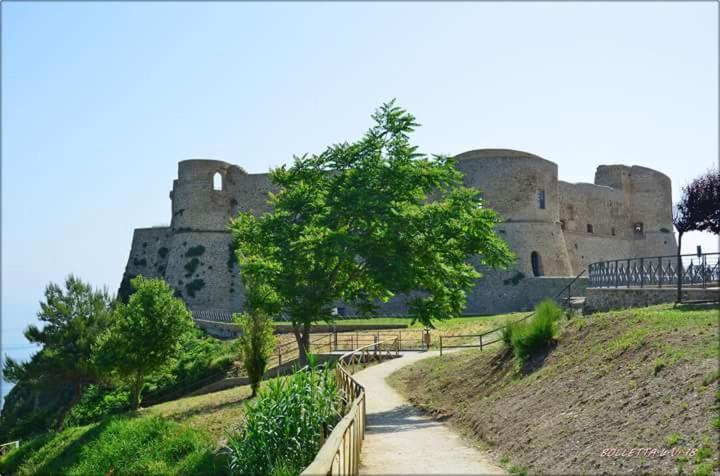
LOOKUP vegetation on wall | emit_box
[185,279,206,298]
[186,245,206,258]
[227,243,237,271]
[184,258,200,277]
[503,271,525,286]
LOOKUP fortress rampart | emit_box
[120,150,677,315]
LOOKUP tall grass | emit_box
[0,415,223,476]
[227,365,344,475]
[503,299,562,363]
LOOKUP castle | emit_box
[120,149,677,315]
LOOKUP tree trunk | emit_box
[56,383,84,431]
[131,373,144,409]
[676,232,684,304]
[293,321,312,367]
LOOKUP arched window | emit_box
[531,251,543,277]
[213,172,223,191]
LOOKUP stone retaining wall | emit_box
[584,287,720,313]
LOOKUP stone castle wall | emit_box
[120,149,677,315]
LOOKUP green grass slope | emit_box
[0,416,224,476]
[389,304,719,475]
[0,384,253,475]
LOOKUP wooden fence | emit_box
[301,337,400,476]
[0,440,19,457]
[439,269,585,355]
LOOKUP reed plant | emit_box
[227,365,344,475]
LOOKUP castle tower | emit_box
[170,159,248,232]
[595,165,676,256]
[454,149,573,277]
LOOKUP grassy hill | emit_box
[0,384,253,475]
[389,303,719,475]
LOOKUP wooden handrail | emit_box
[301,337,399,476]
[0,440,19,457]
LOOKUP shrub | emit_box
[227,366,344,475]
[65,386,131,426]
[144,329,235,400]
[234,311,275,397]
[503,299,562,363]
[501,320,522,347]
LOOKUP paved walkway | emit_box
[354,351,505,475]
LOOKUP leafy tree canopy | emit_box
[2,275,113,429]
[94,276,194,408]
[230,101,514,359]
[673,168,720,236]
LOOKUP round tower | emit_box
[170,159,247,232]
[454,149,573,277]
[595,164,676,256]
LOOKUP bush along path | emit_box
[353,351,505,475]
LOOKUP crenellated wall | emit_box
[119,150,677,316]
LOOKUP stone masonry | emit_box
[119,149,677,315]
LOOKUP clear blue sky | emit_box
[2,2,718,400]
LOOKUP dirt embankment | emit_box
[388,304,719,475]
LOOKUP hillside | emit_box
[388,304,719,475]
[0,383,253,475]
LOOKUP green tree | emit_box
[234,283,278,397]
[2,275,113,429]
[672,168,720,302]
[94,276,194,409]
[230,101,514,364]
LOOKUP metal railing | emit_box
[193,310,235,322]
[588,253,720,289]
[439,269,586,356]
[302,337,400,476]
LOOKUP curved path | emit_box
[354,351,505,475]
